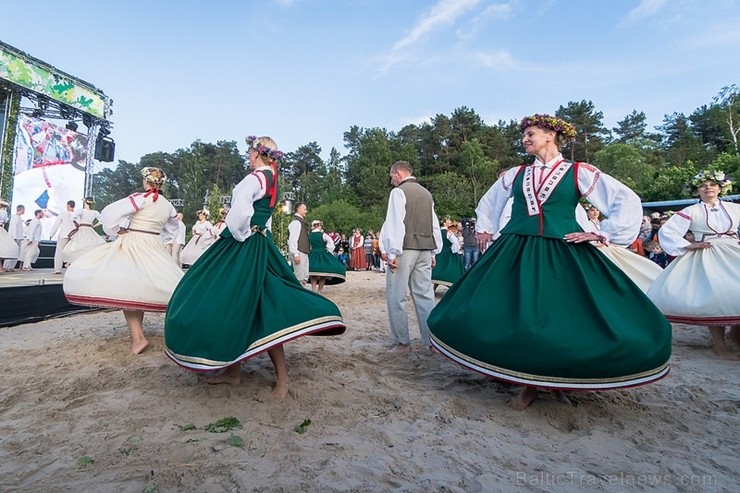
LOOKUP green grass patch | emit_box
[77,455,95,466]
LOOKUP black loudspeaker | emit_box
[94,138,116,162]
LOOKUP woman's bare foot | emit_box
[272,381,289,399]
[709,326,738,360]
[550,390,573,405]
[388,344,412,353]
[131,339,149,355]
[714,347,739,360]
[207,364,241,385]
[728,326,740,350]
[267,346,289,398]
[507,386,539,410]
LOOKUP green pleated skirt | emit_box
[308,250,346,285]
[431,251,465,287]
[428,233,672,390]
[165,228,345,371]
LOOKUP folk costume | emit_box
[349,231,366,271]
[308,229,346,285]
[164,166,346,371]
[0,207,19,259]
[49,207,76,272]
[180,219,215,266]
[380,174,443,347]
[428,157,672,390]
[2,210,25,271]
[21,215,43,269]
[63,190,183,311]
[63,207,105,264]
[647,200,740,325]
[287,212,310,283]
[212,217,228,239]
[431,228,465,287]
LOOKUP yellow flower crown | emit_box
[520,114,577,141]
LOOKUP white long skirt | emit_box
[597,245,663,294]
[180,234,216,266]
[0,227,19,259]
[63,226,106,264]
[647,237,740,325]
[64,231,184,311]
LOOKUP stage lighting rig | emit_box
[59,105,75,120]
[37,95,49,111]
[66,121,78,132]
[82,113,93,127]
[97,127,111,140]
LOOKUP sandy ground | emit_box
[0,270,738,492]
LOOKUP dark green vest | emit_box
[500,163,582,239]
[251,170,276,229]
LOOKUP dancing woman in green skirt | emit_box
[428,115,671,410]
[165,136,345,398]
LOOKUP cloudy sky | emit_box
[2,0,738,173]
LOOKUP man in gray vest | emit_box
[380,161,442,352]
[288,202,310,285]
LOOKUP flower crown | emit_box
[520,114,577,141]
[141,167,167,187]
[246,135,284,161]
[689,169,733,195]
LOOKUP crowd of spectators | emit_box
[324,208,716,277]
[327,230,383,272]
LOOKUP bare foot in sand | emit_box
[550,390,573,405]
[207,364,241,385]
[272,381,289,399]
[131,339,149,355]
[388,344,412,353]
[124,310,148,355]
[714,348,739,361]
[728,326,740,351]
[709,326,739,360]
[507,386,539,410]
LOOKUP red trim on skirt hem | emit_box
[666,315,740,325]
[65,294,167,312]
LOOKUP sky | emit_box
[2,0,739,175]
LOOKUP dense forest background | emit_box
[93,86,740,246]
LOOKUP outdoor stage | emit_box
[0,268,102,327]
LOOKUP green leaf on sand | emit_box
[205,416,242,433]
[78,455,95,466]
[294,419,312,434]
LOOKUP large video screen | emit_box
[11,114,88,237]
